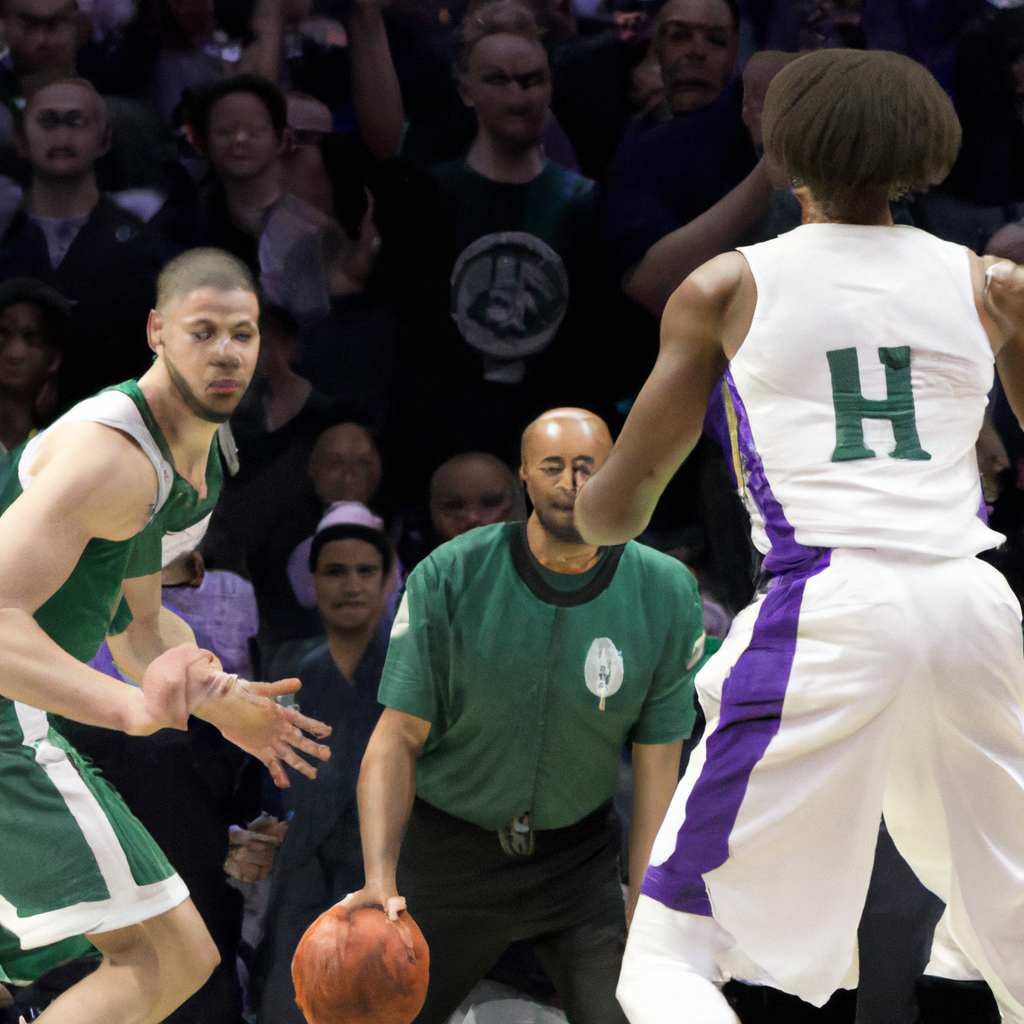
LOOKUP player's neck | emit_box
[466,132,546,185]
[26,174,99,220]
[137,367,222,492]
[527,514,601,574]
[795,188,893,227]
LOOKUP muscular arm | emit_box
[0,422,181,733]
[625,160,773,318]
[627,740,683,926]
[576,252,749,545]
[343,707,431,918]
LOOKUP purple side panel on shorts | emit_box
[642,375,831,915]
[724,371,820,575]
[642,549,832,915]
[703,381,737,489]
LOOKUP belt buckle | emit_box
[498,812,535,858]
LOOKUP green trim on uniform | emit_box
[0,930,97,986]
[379,522,704,831]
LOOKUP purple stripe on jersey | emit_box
[641,549,832,915]
[703,381,738,489]
[725,372,822,576]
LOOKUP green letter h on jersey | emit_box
[826,346,931,462]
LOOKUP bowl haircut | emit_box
[762,49,961,222]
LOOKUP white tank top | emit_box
[729,223,1000,568]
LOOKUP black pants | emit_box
[397,799,629,1024]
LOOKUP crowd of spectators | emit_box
[0,0,1023,1021]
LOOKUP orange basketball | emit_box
[291,905,430,1024]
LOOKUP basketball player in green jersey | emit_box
[0,248,332,1023]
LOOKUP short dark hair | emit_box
[0,277,72,350]
[310,525,395,577]
[186,73,288,148]
[156,248,256,314]
[762,49,961,220]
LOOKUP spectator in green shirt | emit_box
[344,407,705,1024]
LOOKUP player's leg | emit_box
[34,898,218,1024]
[617,897,740,1024]
[636,549,914,1007]
[884,557,1024,1023]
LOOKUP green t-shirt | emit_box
[0,380,222,665]
[379,522,705,830]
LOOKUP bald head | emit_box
[520,408,612,545]
[521,407,613,466]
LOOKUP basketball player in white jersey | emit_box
[575,48,1024,1024]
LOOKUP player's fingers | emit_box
[267,757,291,789]
[280,746,319,780]
[385,895,407,922]
[287,729,332,762]
[249,678,302,697]
[283,705,333,740]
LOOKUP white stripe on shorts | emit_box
[0,704,188,949]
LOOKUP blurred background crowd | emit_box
[0,0,1022,1020]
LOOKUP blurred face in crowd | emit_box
[205,92,285,183]
[148,286,260,424]
[459,33,552,150]
[18,81,110,181]
[2,0,85,77]
[430,455,515,542]
[656,0,738,115]
[0,302,61,397]
[520,409,613,545]
[313,538,387,634]
[308,423,382,505]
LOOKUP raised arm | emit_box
[342,706,431,919]
[347,0,405,161]
[625,160,773,317]
[575,252,750,545]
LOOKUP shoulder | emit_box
[21,419,159,536]
[622,541,699,594]
[666,250,750,323]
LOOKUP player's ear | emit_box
[147,308,163,354]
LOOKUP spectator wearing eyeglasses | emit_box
[0,76,170,408]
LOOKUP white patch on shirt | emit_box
[686,632,707,671]
[390,592,410,639]
[584,637,623,709]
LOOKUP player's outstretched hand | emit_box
[139,644,223,732]
[142,644,332,786]
[193,671,332,788]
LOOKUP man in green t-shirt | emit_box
[344,408,704,1024]
[0,248,331,1022]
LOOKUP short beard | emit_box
[164,356,237,424]
[534,502,585,545]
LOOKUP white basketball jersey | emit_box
[727,223,1001,566]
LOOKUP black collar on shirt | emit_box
[510,522,624,607]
